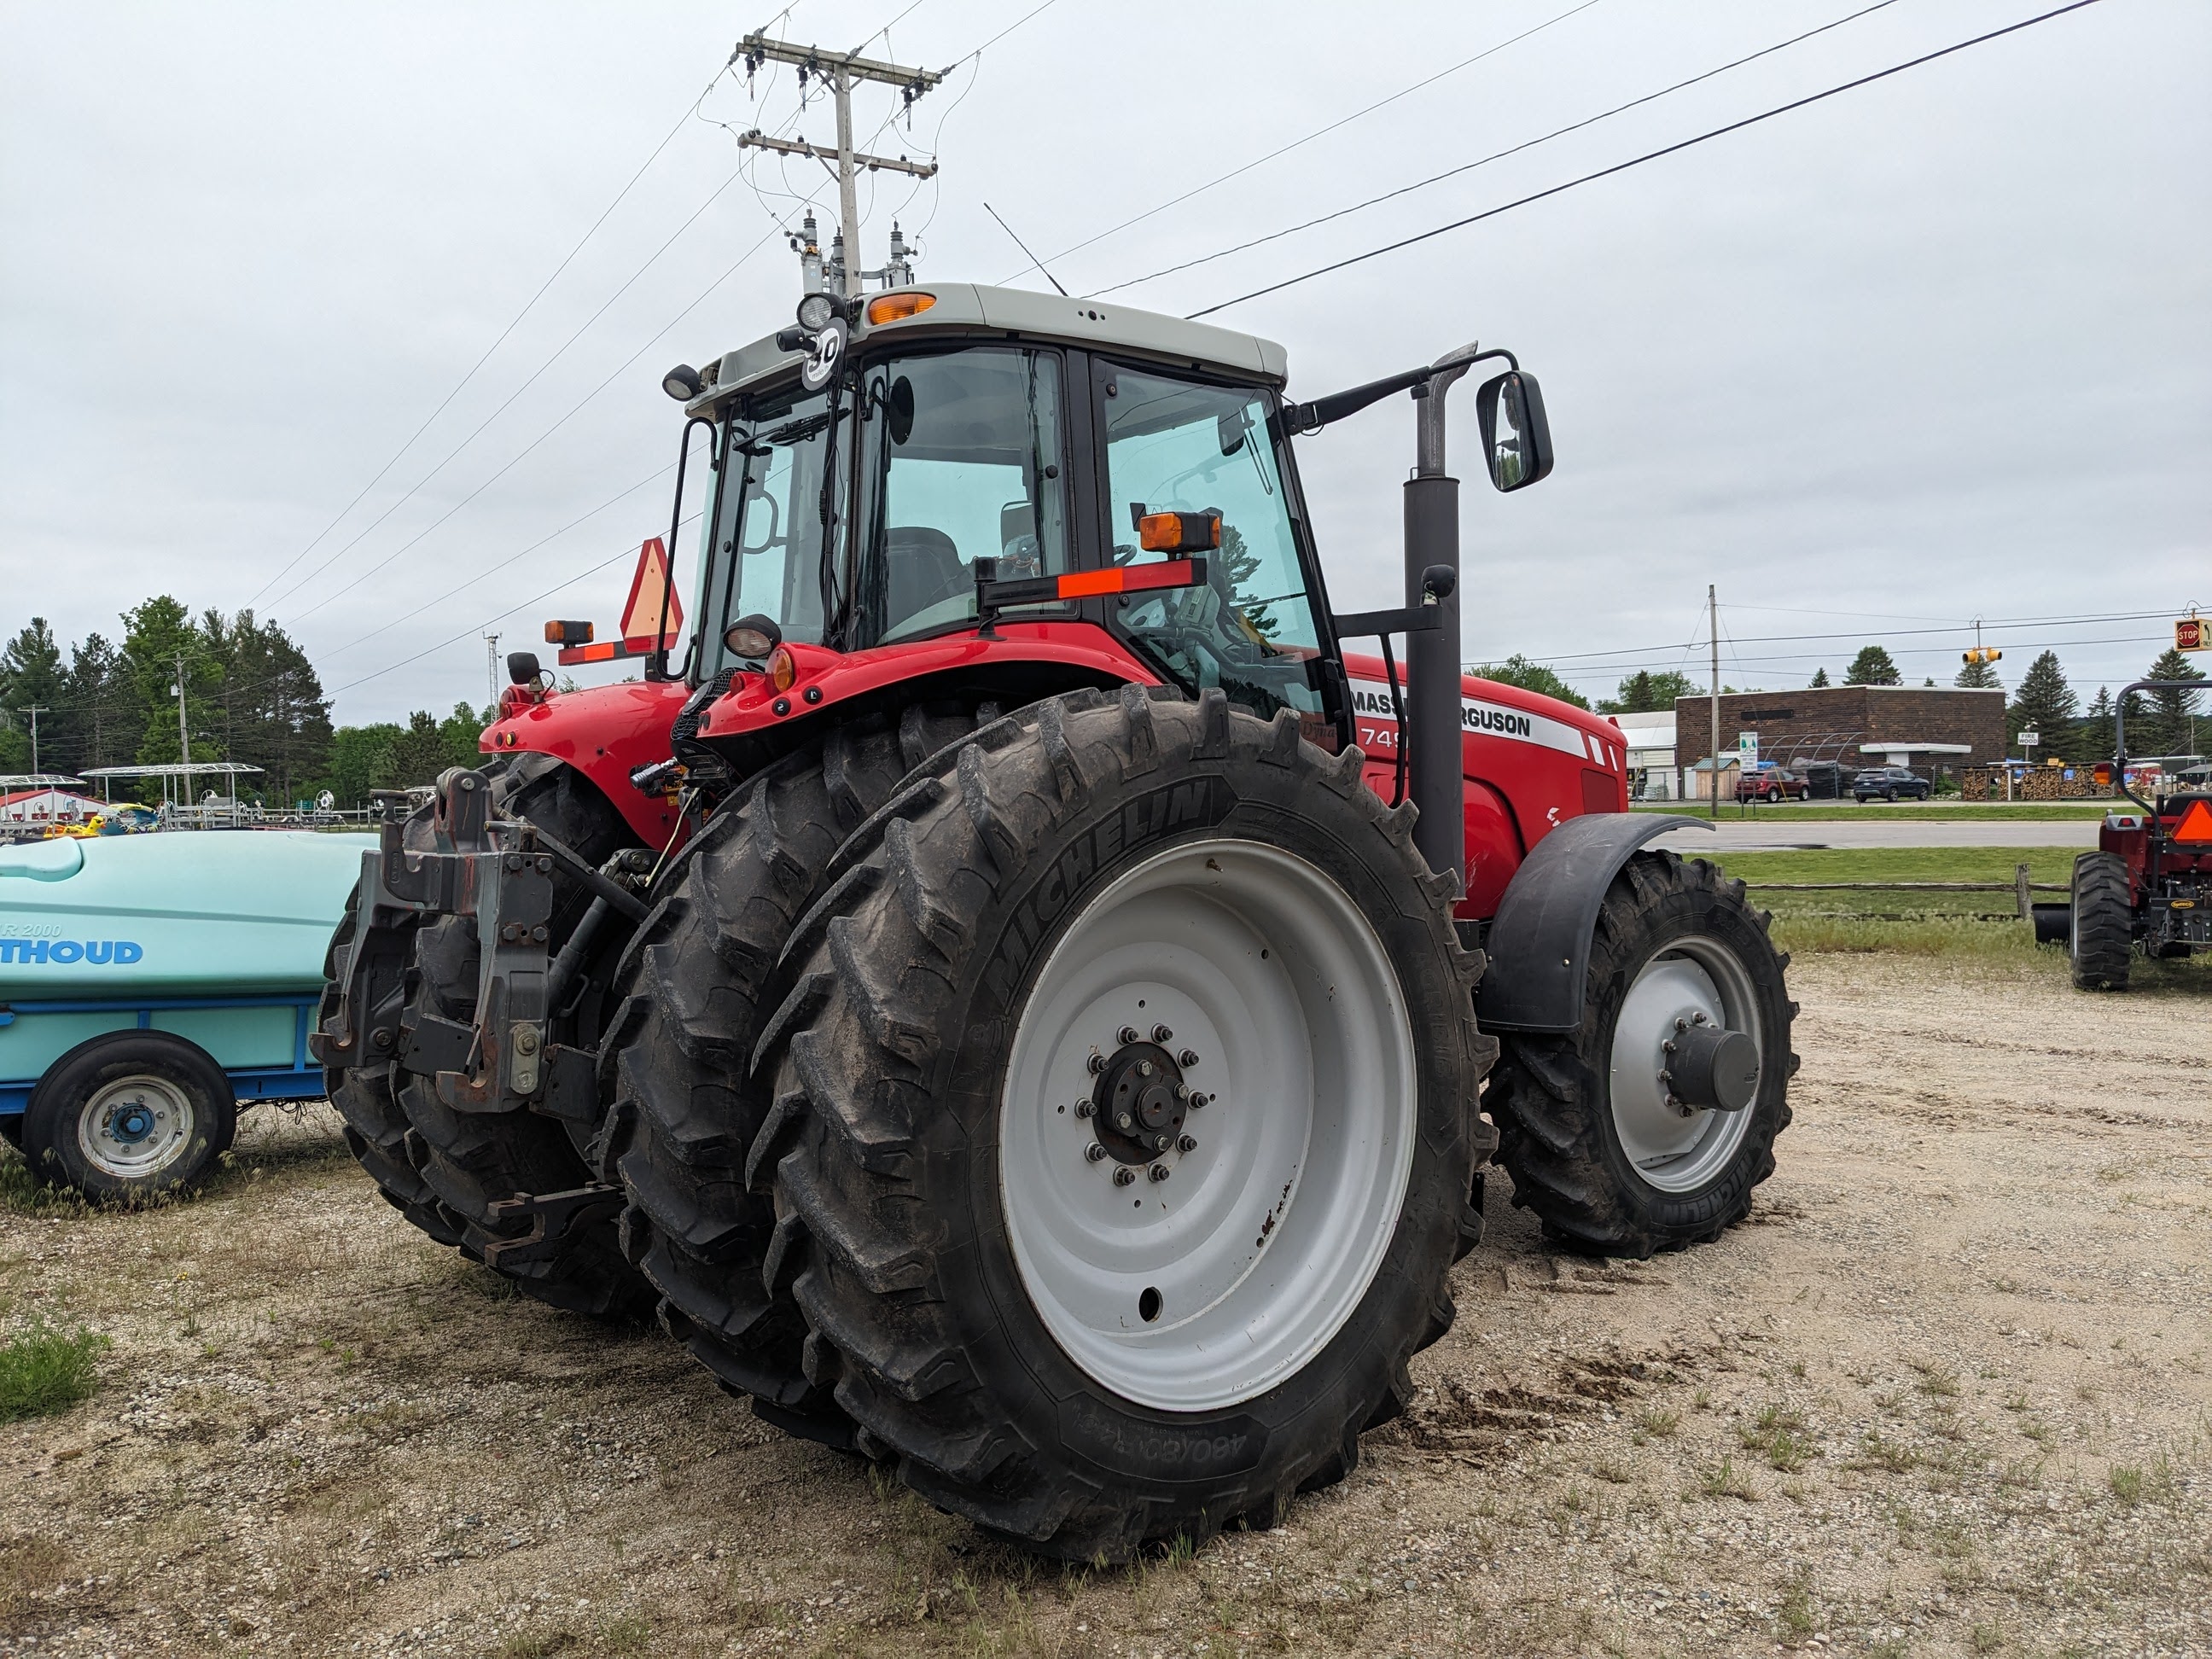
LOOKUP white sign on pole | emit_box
[1738,731,1759,768]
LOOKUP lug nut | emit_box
[1118,1025,1140,1045]
[1117,1112,1134,1131]
[1148,1163,1171,1183]
[1113,1167,1136,1187]
[1075,1101,1094,1119]
[1179,1050,1199,1068]
[1179,1134,1197,1153]
[1152,1024,1173,1043]
[1154,1134,1172,1152]
[1173,1083,1190,1102]
[1137,1061,1153,1077]
[1088,1053,1107,1074]
[1190,1092,1209,1109]
[1085,1144,1107,1162]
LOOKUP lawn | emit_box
[1633,801,2110,822]
[1703,845,2072,961]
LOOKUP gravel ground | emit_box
[1,954,2205,1658]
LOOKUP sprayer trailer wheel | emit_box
[749,688,1493,1561]
[1487,851,1796,1259]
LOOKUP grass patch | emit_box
[1698,847,2087,959]
[0,1319,111,1422]
[1634,802,2108,822]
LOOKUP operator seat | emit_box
[884,526,968,629]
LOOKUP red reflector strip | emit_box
[556,637,664,667]
[1057,559,1202,599]
[2174,800,2212,842]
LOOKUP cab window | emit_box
[1101,365,1326,723]
[701,383,845,675]
[851,348,1070,647]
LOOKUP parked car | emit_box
[1736,765,1812,802]
[1852,766,1932,802]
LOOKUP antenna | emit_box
[983,201,1069,297]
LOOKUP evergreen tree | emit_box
[120,596,220,766]
[1808,667,1830,687]
[0,619,67,773]
[2134,647,2206,757]
[2006,650,2078,760]
[1843,645,1901,685]
[2078,686,2115,763]
[1953,654,2003,690]
[1598,668,1696,713]
[200,608,334,806]
[61,634,134,776]
[1470,655,1590,710]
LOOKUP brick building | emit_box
[1673,685,2006,781]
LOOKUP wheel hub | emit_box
[109,1103,156,1144]
[78,1073,195,1179]
[1087,1033,1197,1165]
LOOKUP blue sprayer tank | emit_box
[1,832,375,1196]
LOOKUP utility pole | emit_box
[735,33,942,298]
[10,705,49,777]
[485,632,502,710]
[1709,584,1721,822]
[173,650,194,817]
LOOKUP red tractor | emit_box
[318,283,1795,1559]
[2064,678,2212,990]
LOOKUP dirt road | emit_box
[2,955,2204,1658]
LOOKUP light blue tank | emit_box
[1,832,375,1131]
[0,831,372,996]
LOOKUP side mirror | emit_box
[1475,370,1553,492]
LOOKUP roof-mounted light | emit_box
[866,291,935,326]
[795,291,844,333]
[661,364,702,401]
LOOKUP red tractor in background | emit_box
[2065,678,2212,990]
[317,282,1794,1560]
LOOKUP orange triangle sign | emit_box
[2174,797,2212,844]
[619,538,683,648]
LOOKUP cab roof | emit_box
[690,282,1289,416]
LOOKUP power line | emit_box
[1528,605,2182,666]
[1189,0,2112,319]
[244,65,735,608]
[283,224,782,643]
[1091,0,1904,299]
[265,166,754,618]
[1003,0,1608,288]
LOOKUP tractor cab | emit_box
[664,286,1342,772]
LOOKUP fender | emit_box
[1476,814,1713,1033]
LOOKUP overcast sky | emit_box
[3,0,2205,724]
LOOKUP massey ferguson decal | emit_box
[1349,679,1609,766]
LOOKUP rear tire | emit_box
[321,896,463,1246]
[752,689,1494,1560]
[390,754,653,1316]
[2068,851,2133,991]
[1487,852,1796,1259]
[597,703,989,1443]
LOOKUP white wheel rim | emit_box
[998,837,1417,1412]
[1606,938,1762,1195]
[79,1073,196,1179]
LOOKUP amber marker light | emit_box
[768,646,799,693]
[866,291,936,325]
[1138,510,1223,554]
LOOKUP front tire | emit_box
[753,689,1494,1560]
[1487,852,1796,1258]
[2068,851,2133,991]
[23,1033,236,1201]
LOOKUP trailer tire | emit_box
[1487,852,1796,1259]
[597,703,990,1446]
[22,1031,236,1201]
[393,754,653,1317]
[322,896,463,1246]
[753,689,1493,1561]
[2068,851,2133,991]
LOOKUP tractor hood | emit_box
[687,282,1289,416]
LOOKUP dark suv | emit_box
[1736,765,1811,802]
[1852,765,1931,802]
